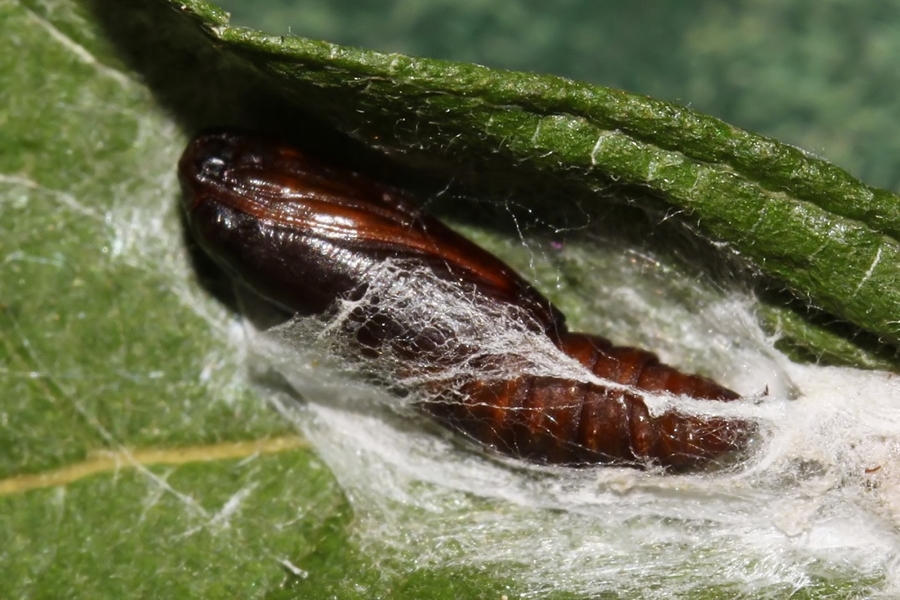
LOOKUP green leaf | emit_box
[2,0,895,597]
[172,3,900,349]
[0,0,367,596]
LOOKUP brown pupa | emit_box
[178,130,753,471]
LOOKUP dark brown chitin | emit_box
[431,332,744,470]
[179,131,754,470]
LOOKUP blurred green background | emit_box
[216,0,900,192]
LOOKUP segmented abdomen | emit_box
[427,333,749,470]
[557,332,739,401]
